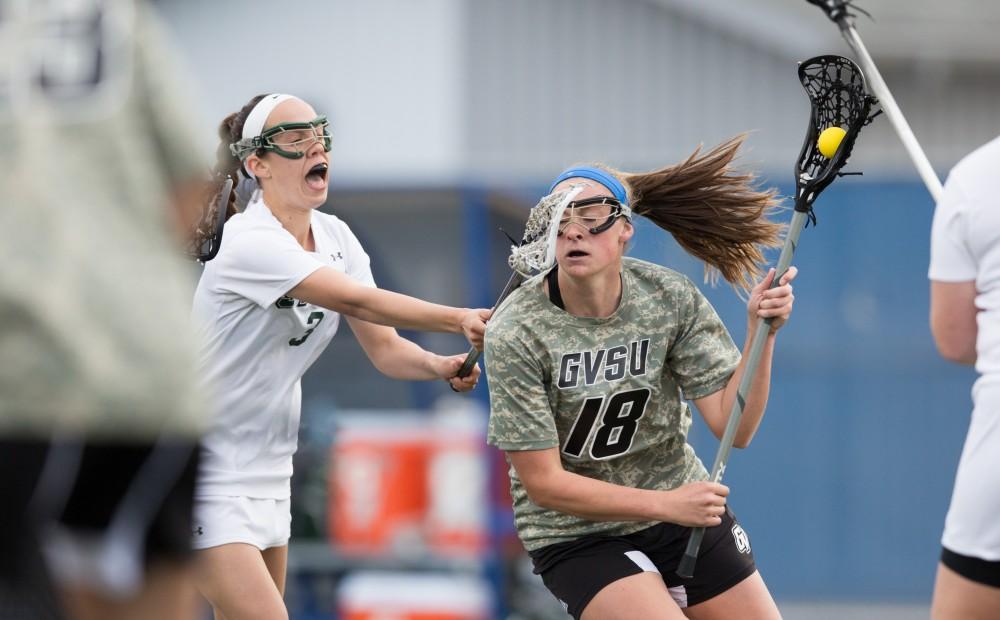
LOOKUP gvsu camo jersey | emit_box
[486,257,740,550]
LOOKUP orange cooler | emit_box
[425,427,488,555]
[329,424,435,554]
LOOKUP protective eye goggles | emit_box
[230,115,332,161]
[557,196,630,235]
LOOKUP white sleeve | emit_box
[214,229,325,307]
[929,171,977,282]
[342,227,377,288]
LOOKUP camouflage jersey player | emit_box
[489,257,739,548]
[485,147,795,620]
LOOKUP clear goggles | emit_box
[558,196,629,235]
[230,115,332,160]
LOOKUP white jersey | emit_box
[928,135,1000,560]
[193,195,375,499]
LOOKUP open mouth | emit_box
[567,250,589,258]
[305,162,329,190]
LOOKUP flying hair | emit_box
[606,135,784,292]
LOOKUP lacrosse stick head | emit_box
[794,54,879,212]
[508,185,584,276]
[187,175,233,263]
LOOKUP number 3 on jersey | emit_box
[562,388,651,459]
[289,311,324,346]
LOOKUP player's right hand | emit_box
[662,481,729,527]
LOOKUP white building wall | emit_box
[157,0,466,185]
[159,0,1000,185]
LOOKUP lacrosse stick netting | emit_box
[457,186,583,377]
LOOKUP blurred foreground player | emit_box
[0,1,209,619]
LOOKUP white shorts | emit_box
[942,388,1000,560]
[191,496,291,551]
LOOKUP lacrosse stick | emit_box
[805,0,943,202]
[187,175,233,263]
[456,186,584,378]
[677,54,880,579]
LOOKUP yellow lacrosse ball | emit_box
[818,126,847,158]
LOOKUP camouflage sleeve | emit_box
[667,278,741,400]
[485,325,559,451]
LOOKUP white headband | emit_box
[237,93,297,182]
[242,93,297,143]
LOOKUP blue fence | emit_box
[627,179,975,601]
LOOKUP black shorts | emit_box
[942,547,1000,588]
[0,437,201,589]
[528,506,756,619]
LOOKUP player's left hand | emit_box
[438,353,481,392]
[748,266,797,333]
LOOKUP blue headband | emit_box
[548,166,629,207]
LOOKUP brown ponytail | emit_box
[615,134,784,292]
[212,94,268,219]
[192,94,268,253]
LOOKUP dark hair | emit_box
[211,94,268,220]
[190,94,268,255]
[608,135,784,291]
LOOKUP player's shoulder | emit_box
[311,209,351,234]
[217,210,278,251]
[208,200,295,267]
[486,274,549,338]
[224,199,281,235]
[311,209,366,249]
[949,136,1000,192]
[623,256,694,299]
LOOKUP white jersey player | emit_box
[190,93,488,620]
[929,135,1000,618]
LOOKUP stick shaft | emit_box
[840,26,943,203]
[676,209,809,579]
